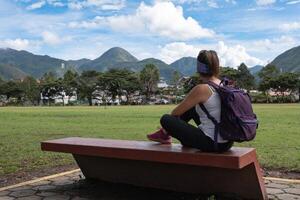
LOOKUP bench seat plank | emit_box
[41,137,255,169]
[41,137,267,199]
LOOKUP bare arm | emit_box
[171,84,211,116]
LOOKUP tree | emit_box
[40,72,63,105]
[258,64,280,103]
[140,64,160,102]
[63,70,79,104]
[41,72,57,83]
[220,67,238,80]
[183,74,200,94]
[1,81,24,103]
[77,70,102,106]
[21,76,40,105]
[101,69,125,103]
[0,77,4,85]
[171,71,181,86]
[100,69,141,105]
[270,72,300,102]
[118,69,140,104]
[0,77,5,95]
[171,71,182,104]
[258,64,280,91]
[236,63,255,91]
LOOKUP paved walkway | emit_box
[0,170,299,200]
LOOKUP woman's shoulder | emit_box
[192,83,211,94]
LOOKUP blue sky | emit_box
[0,0,300,67]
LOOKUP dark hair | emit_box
[197,50,220,77]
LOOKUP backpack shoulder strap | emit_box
[199,104,219,151]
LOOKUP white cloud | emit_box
[26,0,46,10]
[207,0,219,8]
[0,38,41,51]
[0,38,30,50]
[67,0,125,10]
[69,1,215,40]
[248,36,297,54]
[225,0,236,4]
[286,0,300,5]
[41,31,72,45]
[167,0,235,7]
[280,21,300,31]
[159,42,199,63]
[159,41,264,67]
[68,1,84,10]
[217,41,264,67]
[256,0,276,6]
[47,0,65,7]
[25,0,65,10]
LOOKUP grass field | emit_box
[0,104,299,177]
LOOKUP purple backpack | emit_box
[200,80,258,146]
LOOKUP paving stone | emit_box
[9,189,35,198]
[268,194,277,200]
[36,191,58,197]
[16,195,42,200]
[52,180,74,186]
[0,191,11,196]
[32,185,56,191]
[0,196,15,200]
[69,176,82,182]
[63,189,81,196]
[266,188,284,195]
[29,180,51,186]
[267,194,277,200]
[293,184,300,189]
[267,182,290,189]
[276,193,300,200]
[284,188,300,195]
[9,186,33,191]
[43,194,71,200]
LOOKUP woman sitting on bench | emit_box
[147,50,233,152]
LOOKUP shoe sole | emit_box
[147,136,172,144]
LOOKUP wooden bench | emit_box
[41,137,267,199]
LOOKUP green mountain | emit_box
[271,45,300,72]
[249,65,263,75]
[80,48,177,81]
[170,57,197,76]
[3,45,299,82]
[0,63,27,80]
[67,58,91,70]
[135,58,178,81]
[80,47,139,71]
[0,48,70,78]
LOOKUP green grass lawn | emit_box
[0,104,299,176]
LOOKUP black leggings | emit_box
[160,107,233,152]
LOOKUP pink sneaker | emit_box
[147,128,172,144]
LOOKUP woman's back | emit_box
[195,84,228,143]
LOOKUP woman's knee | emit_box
[160,114,172,127]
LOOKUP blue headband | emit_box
[197,60,211,74]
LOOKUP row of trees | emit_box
[257,64,300,102]
[186,63,300,102]
[186,63,257,92]
[0,64,160,106]
[0,62,299,106]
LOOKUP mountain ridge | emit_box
[0,45,299,81]
[270,45,300,72]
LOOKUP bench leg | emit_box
[73,154,267,200]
